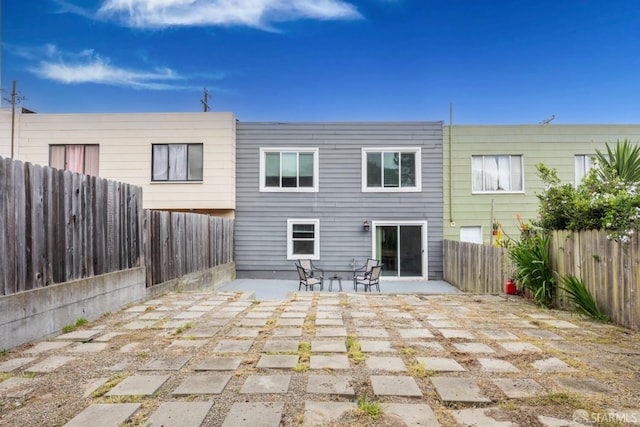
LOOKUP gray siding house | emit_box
[235,122,444,282]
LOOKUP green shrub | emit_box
[509,233,555,307]
[559,275,609,321]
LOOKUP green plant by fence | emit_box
[443,231,639,330]
[144,210,234,287]
[0,157,144,295]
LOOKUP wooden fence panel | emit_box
[443,240,513,294]
[144,211,235,287]
[0,157,143,296]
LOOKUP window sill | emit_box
[150,181,203,184]
[260,188,319,193]
[471,190,525,195]
[362,187,422,193]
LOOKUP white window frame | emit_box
[287,219,320,260]
[471,154,524,194]
[361,147,422,192]
[259,147,319,192]
[574,154,595,187]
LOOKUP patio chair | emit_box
[296,265,323,291]
[352,258,380,290]
[355,265,382,292]
[297,259,324,281]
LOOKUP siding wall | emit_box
[443,125,640,244]
[236,121,443,279]
[0,111,236,212]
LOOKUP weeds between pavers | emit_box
[91,373,129,398]
[62,317,89,333]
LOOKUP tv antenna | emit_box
[201,88,211,112]
[539,114,555,125]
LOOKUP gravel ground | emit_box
[0,291,639,426]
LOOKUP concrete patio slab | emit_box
[302,401,355,427]
[311,340,346,353]
[306,374,355,396]
[56,330,101,342]
[371,375,422,397]
[366,356,407,372]
[532,357,578,373]
[431,376,491,403]
[212,339,254,353]
[478,358,520,372]
[262,339,299,353]
[257,355,299,369]
[26,356,77,373]
[416,357,466,372]
[357,341,394,354]
[63,403,141,427]
[382,403,441,427]
[194,356,243,371]
[499,342,543,353]
[172,374,231,395]
[222,402,284,427]
[492,378,544,398]
[310,355,350,370]
[140,356,191,371]
[105,375,170,396]
[0,357,37,372]
[24,341,72,354]
[439,329,476,339]
[399,328,434,339]
[147,402,213,427]
[451,407,518,427]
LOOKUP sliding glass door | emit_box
[374,222,426,278]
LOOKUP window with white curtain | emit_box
[49,145,100,176]
[471,155,523,193]
[574,154,594,187]
[152,143,203,182]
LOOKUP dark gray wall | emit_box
[235,122,444,280]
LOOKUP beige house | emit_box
[0,110,236,217]
[444,124,640,244]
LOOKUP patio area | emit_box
[219,278,461,300]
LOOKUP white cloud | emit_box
[95,0,362,29]
[30,45,183,90]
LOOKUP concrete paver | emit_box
[140,356,191,371]
[431,376,491,403]
[222,402,284,427]
[148,402,213,427]
[382,403,441,427]
[0,357,37,372]
[257,354,299,369]
[371,375,422,397]
[310,355,350,370]
[26,356,77,373]
[306,374,355,396]
[63,403,141,427]
[416,356,466,372]
[492,378,544,398]
[172,374,231,395]
[105,375,170,396]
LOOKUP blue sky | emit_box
[2,0,639,123]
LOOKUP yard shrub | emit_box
[559,275,609,322]
[508,233,555,307]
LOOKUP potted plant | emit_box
[492,222,500,235]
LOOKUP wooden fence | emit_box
[444,231,639,330]
[550,230,639,330]
[0,157,144,295]
[443,239,513,294]
[144,210,234,287]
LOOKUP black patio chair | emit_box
[296,265,323,291]
[355,264,382,292]
[352,258,380,290]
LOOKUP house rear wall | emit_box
[235,121,444,280]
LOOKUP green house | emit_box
[443,124,640,244]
